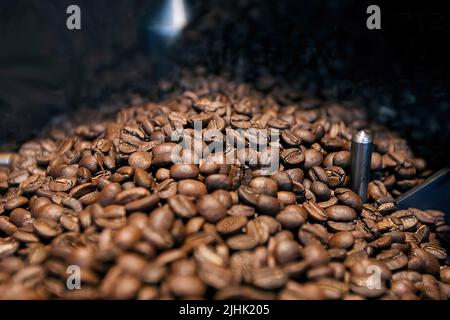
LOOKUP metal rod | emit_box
[0,152,14,166]
[350,130,373,202]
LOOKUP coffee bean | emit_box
[226,234,258,250]
[253,267,287,289]
[216,216,247,234]
[167,195,197,218]
[334,188,362,211]
[177,179,207,198]
[301,244,330,267]
[329,231,355,250]
[281,148,304,165]
[303,201,327,222]
[325,205,357,222]
[197,194,227,223]
[33,219,63,239]
[249,177,278,197]
[227,204,255,217]
[204,174,232,191]
[170,163,199,180]
[299,223,329,246]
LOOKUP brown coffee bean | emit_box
[227,204,255,217]
[277,191,297,206]
[275,240,300,265]
[299,223,329,246]
[391,210,418,231]
[177,179,207,198]
[204,174,232,191]
[33,219,63,239]
[170,163,199,180]
[325,205,357,222]
[216,216,247,235]
[303,201,327,222]
[301,244,329,267]
[227,234,258,250]
[281,148,305,165]
[253,267,287,289]
[249,177,278,197]
[0,216,18,236]
[5,196,28,211]
[440,266,450,284]
[276,205,307,229]
[329,231,355,250]
[408,246,440,275]
[197,194,227,223]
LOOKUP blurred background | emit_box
[0,0,449,168]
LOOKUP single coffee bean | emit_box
[252,267,287,290]
[299,223,329,246]
[170,163,199,180]
[325,205,357,222]
[276,205,307,229]
[329,231,355,250]
[249,177,278,197]
[275,240,300,265]
[281,148,305,165]
[226,234,258,250]
[391,210,418,231]
[216,216,247,235]
[227,204,255,217]
[167,195,197,218]
[310,181,331,201]
[177,179,207,198]
[197,194,227,223]
[303,201,327,222]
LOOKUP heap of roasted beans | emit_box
[0,76,449,299]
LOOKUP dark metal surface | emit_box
[350,130,373,202]
[396,168,450,224]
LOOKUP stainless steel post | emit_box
[350,130,373,202]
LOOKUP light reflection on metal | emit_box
[149,0,189,40]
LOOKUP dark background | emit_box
[0,0,449,168]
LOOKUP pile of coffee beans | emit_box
[0,76,449,299]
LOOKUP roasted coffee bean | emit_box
[303,201,327,222]
[216,216,247,235]
[204,174,232,191]
[281,148,304,165]
[170,163,199,180]
[0,216,18,236]
[408,246,440,276]
[227,204,255,217]
[334,188,362,211]
[310,181,331,201]
[391,210,418,231]
[227,234,258,251]
[299,223,329,246]
[197,195,227,223]
[177,179,207,198]
[325,205,357,222]
[329,231,354,250]
[249,177,278,197]
[253,267,287,289]
[276,205,307,229]
[167,195,197,218]
[420,243,447,260]
[301,244,330,267]
[275,240,300,265]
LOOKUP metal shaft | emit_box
[0,153,13,166]
[350,130,373,202]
